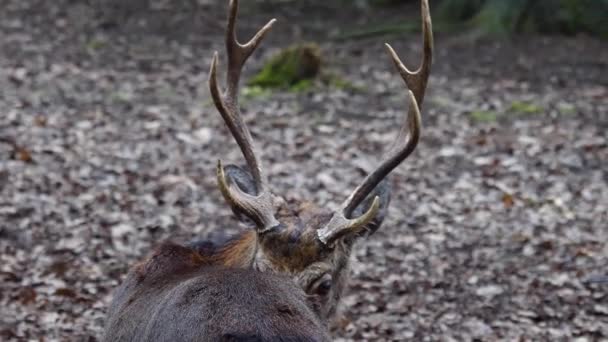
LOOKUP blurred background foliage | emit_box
[249,0,606,89]
[87,0,606,90]
[369,0,608,37]
[93,0,607,38]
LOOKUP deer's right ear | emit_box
[350,179,391,237]
[221,164,258,224]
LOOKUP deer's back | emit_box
[104,258,330,342]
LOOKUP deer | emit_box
[103,0,433,340]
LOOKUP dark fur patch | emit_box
[134,242,204,283]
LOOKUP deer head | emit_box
[205,0,433,321]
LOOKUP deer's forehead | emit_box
[275,200,333,231]
[260,215,334,272]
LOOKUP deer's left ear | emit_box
[223,164,257,195]
[351,179,391,237]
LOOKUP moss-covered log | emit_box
[249,43,322,89]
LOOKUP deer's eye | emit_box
[314,275,332,296]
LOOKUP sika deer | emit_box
[103,0,433,340]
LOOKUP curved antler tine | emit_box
[217,159,244,207]
[226,0,276,84]
[209,52,225,113]
[317,196,380,245]
[217,160,279,231]
[384,0,433,105]
[226,0,239,42]
[404,90,422,145]
[318,90,422,246]
[242,19,277,55]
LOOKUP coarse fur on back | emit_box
[103,0,433,340]
[104,243,330,341]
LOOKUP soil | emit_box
[1,0,607,340]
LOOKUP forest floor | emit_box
[1,0,607,341]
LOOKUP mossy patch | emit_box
[86,38,106,51]
[509,101,543,115]
[249,43,322,90]
[470,110,498,122]
[242,85,272,99]
[289,79,314,93]
[557,103,576,115]
[323,73,364,92]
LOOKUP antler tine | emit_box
[317,0,432,245]
[385,0,433,105]
[225,0,276,94]
[209,0,279,231]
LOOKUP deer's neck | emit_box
[203,229,258,268]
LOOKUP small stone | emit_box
[475,285,504,298]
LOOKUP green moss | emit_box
[86,38,106,51]
[289,79,314,92]
[557,103,576,115]
[323,73,364,92]
[470,110,498,122]
[249,43,322,89]
[509,101,543,115]
[242,85,272,99]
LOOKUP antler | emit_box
[209,0,279,231]
[317,0,433,245]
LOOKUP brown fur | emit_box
[250,200,360,322]
[206,230,257,268]
[105,243,330,341]
[104,199,363,341]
